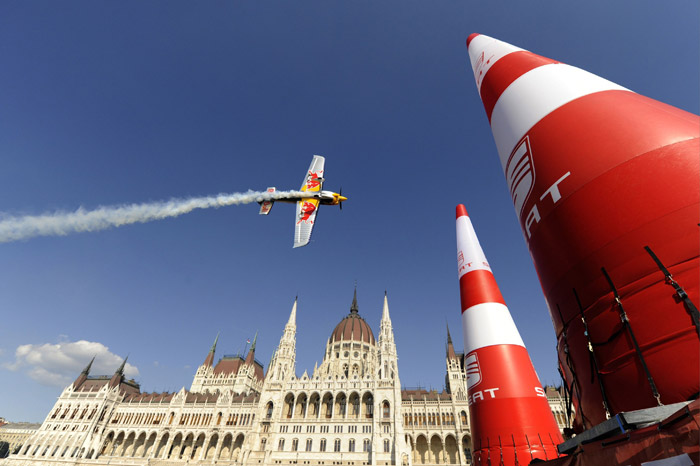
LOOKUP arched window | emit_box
[277,439,285,451]
[291,439,298,451]
[336,393,347,416]
[384,439,390,452]
[266,402,274,419]
[305,439,312,451]
[320,439,327,452]
[334,439,341,452]
[382,401,390,418]
[284,394,295,419]
[348,439,355,452]
[363,439,371,452]
[363,393,374,418]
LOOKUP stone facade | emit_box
[2,292,568,466]
[0,424,40,458]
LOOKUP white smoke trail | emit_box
[0,190,309,243]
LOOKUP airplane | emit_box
[258,155,347,248]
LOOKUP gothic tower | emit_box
[445,324,468,402]
[267,298,298,382]
[190,333,218,392]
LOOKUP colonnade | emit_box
[99,430,246,461]
[280,391,391,420]
[407,433,469,465]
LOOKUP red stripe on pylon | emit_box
[466,33,480,47]
[456,204,468,219]
[467,344,563,465]
[459,269,506,311]
[480,51,558,122]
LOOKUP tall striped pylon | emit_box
[456,204,563,465]
[465,33,699,431]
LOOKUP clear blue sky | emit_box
[0,1,697,422]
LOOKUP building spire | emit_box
[245,331,258,365]
[82,356,95,375]
[350,285,359,314]
[287,297,297,326]
[73,356,96,390]
[109,356,128,388]
[203,333,219,367]
[116,355,128,375]
[381,290,390,322]
[446,323,457,360]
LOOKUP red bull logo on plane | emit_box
[297,201,317,224]
[305,171,323,190]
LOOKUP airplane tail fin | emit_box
[259,187,276,215]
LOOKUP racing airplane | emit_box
[258,155,347,248]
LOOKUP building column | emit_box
[198,434,210,461]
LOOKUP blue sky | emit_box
[0,1,697,422]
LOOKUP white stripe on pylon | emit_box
[468,35,524,94]
[490,63,630,170]
[456,215,492,279]
[461,302,525,354]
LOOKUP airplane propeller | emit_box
[339,188,343,210]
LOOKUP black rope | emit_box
[486,437,491,466]
[555,304,587,426]
[573,288,613,418]
[549,433,560,458]
[498,436,504,466]
[538,433,548,461]
[558,367,573,427]
[601,267,662,406]
[644,245,700,339]
[511,435,520,466]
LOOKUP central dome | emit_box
[330,289,375,345]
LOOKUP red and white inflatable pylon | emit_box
[465,33,699,430]
[456,204,562,466]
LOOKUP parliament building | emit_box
[2,291,569,466]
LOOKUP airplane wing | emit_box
[294,156,325,248]
[294,199,319,248]
[300,155,325,193]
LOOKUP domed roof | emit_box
[330,289,375,345]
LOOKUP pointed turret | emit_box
[72,356,95,390]
[446,324,457,361]
[350,286,359,314]
[381,290,390,322]
[456,204,562,465]
[268,298,298,381]
[83,356,95,375]
[377,290,398,381]
[288,297,297,326]
[202,333,219,367]
[108,356,128,388]
[245,332,258,365]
